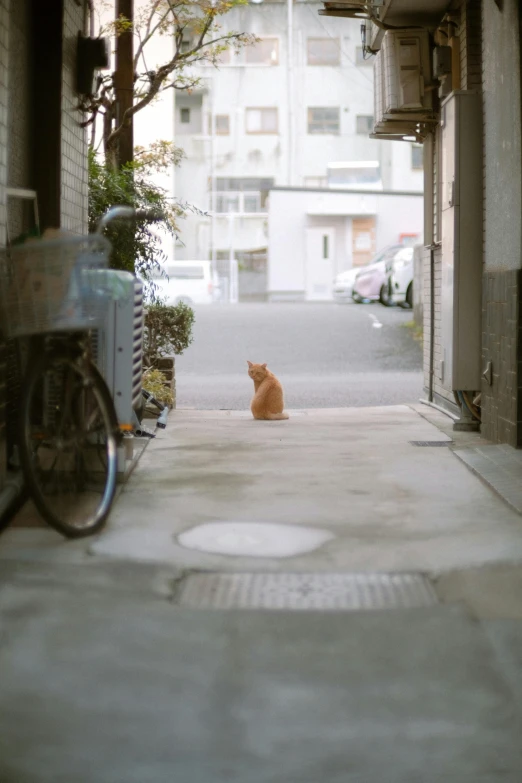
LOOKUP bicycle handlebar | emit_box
[95,206,162,234]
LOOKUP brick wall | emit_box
[61,0,88,233]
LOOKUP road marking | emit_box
[368,313,383,329]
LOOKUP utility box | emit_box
[440,90,482,391]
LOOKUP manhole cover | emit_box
[175,572,438,611]
[177,522,335,558]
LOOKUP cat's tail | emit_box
[266,412,289,420]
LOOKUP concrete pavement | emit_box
[2,403,522,781]
[90,405,522,574]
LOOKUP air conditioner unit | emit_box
[372,47,425,141]
[382,29,432,116]
[92,271,144,429]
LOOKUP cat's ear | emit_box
[261,363,267,369]
[247,360,253,367]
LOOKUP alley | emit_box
[3,404,522,782]
[175,302,423,409]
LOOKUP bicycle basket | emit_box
[0,234,113,337]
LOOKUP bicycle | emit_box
[0,206,155,538]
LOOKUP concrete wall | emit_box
[480,0,522,445]
[268,186,423,298]
[0,0,8,491]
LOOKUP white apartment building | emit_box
[172,0,423,297]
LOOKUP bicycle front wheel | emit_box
[19,350,120,538]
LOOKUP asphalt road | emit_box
[175,302,423,409]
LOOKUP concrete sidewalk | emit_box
[2,404,522,782]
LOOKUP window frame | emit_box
[180,107,191,124]
[245,107,279,135]
[306,37,340,66]
[307,106,340,135]
[244,36,280,66]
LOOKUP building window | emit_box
[411,143,423,169]
[323,234,329,259]
[208,114,230,135]
[245,38,279,65]
[180,107,190,124]
[355,47,372,65]
[307,107,340,134]
[356,114,374,134]
[180,38,192,53]
[307,38,340,66]
[246,107,278,134]
[212,177,274,214]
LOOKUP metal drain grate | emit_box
[409,441,452,447]
[175,572,439,611]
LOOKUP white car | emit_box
[152,261,218,305]
[388,246,414,308]
[333,245,403,304]
[332,267,361,303]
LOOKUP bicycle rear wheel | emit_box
[19,349,120,538]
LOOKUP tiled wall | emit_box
[7,0,32,242]
[61,0,88,234]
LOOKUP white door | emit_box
[305,228,335,301]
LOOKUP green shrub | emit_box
[142,368,174,407]
[88,149,186,302]
[143,302,195,366]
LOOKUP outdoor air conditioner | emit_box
[371,46,425,141]
[382,29,432,116]
[92,271,144,428]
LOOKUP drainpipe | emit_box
[286,0,294,185]
[209,76,216,276]
[429,244,435,402]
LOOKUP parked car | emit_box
[333,245,402,304]
[332,267,361,303]
[151,261,218,305]
[352,244,404,305]
[387,246,415,308]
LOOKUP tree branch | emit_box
[106,29,248,152]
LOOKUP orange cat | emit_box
[247,361,289,421]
